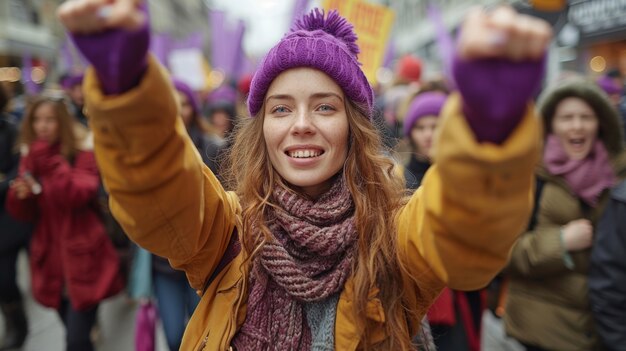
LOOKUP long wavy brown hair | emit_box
[18,96,78,161]
[225,99,418,350]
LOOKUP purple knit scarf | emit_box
[232,177,357,351]
[544,135,616,206]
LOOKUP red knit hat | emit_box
[237,74,253,96]
[397,55,422,83]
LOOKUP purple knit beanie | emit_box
[206,85,237,106]
[247,9,373,118]
[403,92,447,137]
[173,79,200,116]
[60,74,84,89]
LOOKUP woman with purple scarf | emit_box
[504,79,626,351]
[57,1,551,350]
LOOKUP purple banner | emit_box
[209,10,247,79]
[150,33,171,66]
[427,2,455,88]
[210,10,227,73]
[383,40,396,69]
[61,34,88,74]
[21,53,40,95]
[291,0,311,26]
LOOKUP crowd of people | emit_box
[0,1,625,350]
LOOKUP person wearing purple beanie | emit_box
[58,1,551,350]
[402,91,447,190]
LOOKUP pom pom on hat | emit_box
[247,8,373,118]
[403,92,447,138]
[291,8,360,58]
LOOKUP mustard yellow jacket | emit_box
[84,57,541,351]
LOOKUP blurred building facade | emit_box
[387,0,626,84]
[0,0,211,90]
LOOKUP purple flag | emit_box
[291,0,311,26]
[172,31,204,51]
[150,33,171,66]
[230,20,246,78]
[210,10,227,73]
[383,40,396,69]
[21,53,40,95]
[210,10,248,79]
[61,34,88,74]
[427,2,455,88]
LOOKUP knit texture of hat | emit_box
[403,92,447,137]
[247,9,373,118]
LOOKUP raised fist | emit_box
[57,0,145,34]
[457,6,552,61]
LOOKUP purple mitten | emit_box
[453,54,545,144]
[70,19,149,95]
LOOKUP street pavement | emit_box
[0,251,168,351]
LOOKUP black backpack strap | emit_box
[527,177,545,231]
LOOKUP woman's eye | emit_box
[271,106,289,114]
[317,104,335,112]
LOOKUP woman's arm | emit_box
[57,0,239,291]
[397,7,547,293]
[36,150,100,208]
[507,227,573,278]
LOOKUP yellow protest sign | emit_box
[323,0,394,85]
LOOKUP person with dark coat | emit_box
[0,83,32,351]
[6,94,123,351]
[589,178,626,350]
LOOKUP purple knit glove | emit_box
[453,54,545,144]
[70,22,149,95]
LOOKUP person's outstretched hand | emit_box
[57,0,145,34]
[56,0,150,95]
[457,6,552,62]
[453,6,552,144]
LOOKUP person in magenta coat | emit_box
[6,93,122,351]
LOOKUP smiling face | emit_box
[410,115,438,159]
[263,68,349,199]
[32,102,60,143]
[551,97,599,161]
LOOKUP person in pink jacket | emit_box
[6,93,123,351]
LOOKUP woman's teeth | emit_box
[289,150,321,158]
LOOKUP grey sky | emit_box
[210,0,322,57]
